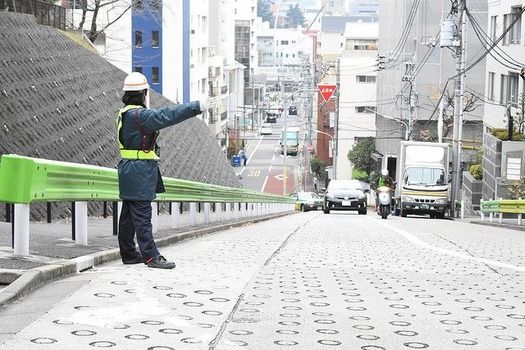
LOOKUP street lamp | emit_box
[313,129,335,180]
[373,109,410,140]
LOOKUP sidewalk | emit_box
[0,211,292,306]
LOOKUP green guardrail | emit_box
[480,199,525,214]
[0,154,294,205]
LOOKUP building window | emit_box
[152,31,159,48]
[490,15,497,41]
[488,72,495,101]
[503,14,510,45]
[510,6,522,44]
[152,67,159,84]
[356,75,376,83]
[134,66,142,73]
[509,73,520,103]
[346,39,378,50]
[355,106,375,113]
[281,40,289,45]
[151,0,160,11]
[501,74,508,103]
[135,31,142,47]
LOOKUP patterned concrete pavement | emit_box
[0,212,524,349]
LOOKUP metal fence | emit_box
[0,0,65,30]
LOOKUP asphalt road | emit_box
[238,115,301,195]
[1,212,524,349]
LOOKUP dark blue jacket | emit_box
[117,101,201,201]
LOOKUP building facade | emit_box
[375,0,487,182]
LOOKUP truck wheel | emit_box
[400,209,407,217]
[323,208,330,214]
[300,204,306,212]
[430,213,436,219]
[436,212,445,219]
[359,209,367,215]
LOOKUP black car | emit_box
[323,179,368,214]
[266,112,277,123]
[288,106,297,115]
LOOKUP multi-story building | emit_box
[482,1,525,201]
[255,18,315,90]
[322,0,347,16]
[375,0,487,182]
[336,21,378,180]
[315,14,378,173]
[484,1,525,130]
[348,0,379,15]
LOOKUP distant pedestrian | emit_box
[239,148,248,166]
[116,72,205,269]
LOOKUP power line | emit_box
[458,5,525,78]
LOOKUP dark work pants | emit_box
[118,200,160,262]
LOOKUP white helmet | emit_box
[381,169,389,176]
[123,72,149,91]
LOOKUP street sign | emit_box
[318,84,337,102]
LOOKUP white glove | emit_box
[199,100,207,112]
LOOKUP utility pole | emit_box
[333,58,340,180]
[451,0,467,218]
[281,78,288,195]
[400,61,416,140]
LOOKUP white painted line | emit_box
[371,217,525,272]
[261,176,269,192]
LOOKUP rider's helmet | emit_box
[381,169,389,177]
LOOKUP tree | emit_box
[442,90,480,139]
[285,4,305,28]
[77,0,138,43]
[310,157,327,181]
[347,137,376,176]
[257,0,274,26]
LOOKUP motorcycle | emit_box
[376,186,393,219]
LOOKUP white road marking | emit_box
[371,217,525,272]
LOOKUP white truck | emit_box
[397,141,450,219]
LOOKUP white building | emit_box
[484,1,525,130]
[336,21,378,179]
[255,18,315,86]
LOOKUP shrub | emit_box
[352,169,368,182]
[469,164,483,180]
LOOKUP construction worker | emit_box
[116,72,205,269]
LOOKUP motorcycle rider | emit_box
[376,169,395,211]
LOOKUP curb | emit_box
[470,220,525,232]
[0,211,295,307]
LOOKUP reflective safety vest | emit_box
[116,105,160,160]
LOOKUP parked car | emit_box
[294,192,323,212]
[260,123,273,135]
[288,105,297,115]
[323,179,368,214]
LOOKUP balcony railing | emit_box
[0,0,66,30]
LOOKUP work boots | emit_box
[147,255,176,269]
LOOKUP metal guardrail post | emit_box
[480,199,484,221]
[112,202,118,236]
[71,201,75,241]
[13,203,30,256]
[171,202,180,229]
[189,202,197,226]
[151,202,158,233]
[204,203,210,224]
[46,202,52,223]
[74,202,88,246]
